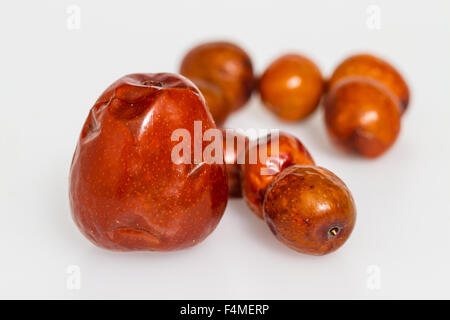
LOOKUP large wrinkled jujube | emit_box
[69,73,228,251]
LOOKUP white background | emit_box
[1,0,449,299]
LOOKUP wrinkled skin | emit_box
[221,129,248,197]
[264,166,356,256]
[328,53,410,114]
[259,54,324,121]
[324,77,401,158]
[241,132,315,218]
[180,41,254,124]
[69,73,228,251]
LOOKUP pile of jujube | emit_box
[69,41,409,255]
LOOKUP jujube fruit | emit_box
[241,132,315,218]
[328,53,410,114]
[180,41,254,125]
[264,165,356,255]
[194,79,230,126]
[259,54,324,121]
[69,73,228,251]
[324,76,401,158]
[221,129,248,197]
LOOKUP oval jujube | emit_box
[180,41,254,125]
[328,53,410,114]
[241,132,315,218]
[264,165,356,256]
[324,76,401,158]
[259,54,324,121]
[69,73,228,251]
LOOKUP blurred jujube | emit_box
[180,41,255,125]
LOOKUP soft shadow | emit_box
[226,198,311,259]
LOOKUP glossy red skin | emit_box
[324,77,401,158]
[221,129,248,197]
[259,54,324,121]
[264,166,356,256]
[180,41,255,123]
[241,132,315,219]
[69,73,228,251]
[328,53,410,114]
